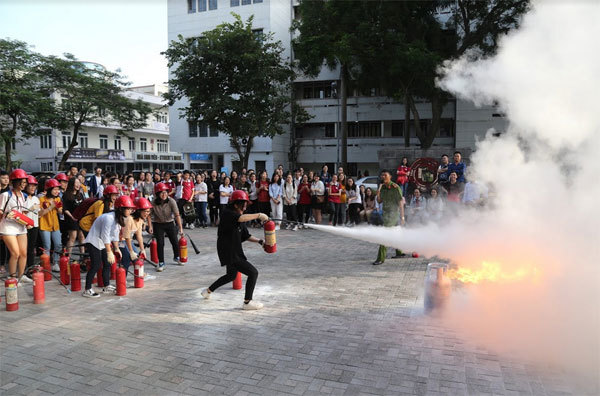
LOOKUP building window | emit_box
[99,135,108,149]
[156,113,168,123]
[253,0,262,3]
[41,162,54,171]
[255,161,266,172]
[128,137,135,151]
[296,81,335,100]
[209,0,217,10]
[40,131,52,149]
[438,118,455,138]
[198,0,207,11]
[348,122,381,138]
[231,0,239,6]
[140,138,147,152]
[187,0,196,13]
[157,139,169,153]
[295,123,335,139]
[79,132,88,148]
[391,121,404,137]
[209,126,218,137]
[62,132,71,148]
[241,0,251,4]
[188,121,198,137]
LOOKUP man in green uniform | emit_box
[373,170,405,265]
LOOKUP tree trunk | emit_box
[340,64,348,172]
[230,136,254,171]
[425,92,444,149]
[58,124,81,171]
[242,136,253,170]
[404,90,410,147]
[407,95,423,146]
[4,137,12,172]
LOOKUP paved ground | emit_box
[0,226,584,395]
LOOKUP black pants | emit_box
[283,204,297,223]
[349,203,362,224]
[0,240,7,267]
[331,202,342,226]
[85,243,110,290]
[298,204,310,223]
[209,200,219,225]
[153,221,179,263]
[26,227,39,270]
[209,260,258,301]
[258,201,270,217]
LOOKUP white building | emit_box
[167,0,508,176]
[15,83,184,174]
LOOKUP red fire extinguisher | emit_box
[32,266,45,304]
[59,251,70,285]
[233,272,242,290]
[179,236,188,263]
[150,239,158,264]
[41,250,51,281]
[5,278,18,311]
[70,262,81,292]
[263,220,276,253]
[134,258,144,288]
[116,267,126,296]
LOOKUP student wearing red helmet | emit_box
[120,197,153,278]
[24,176,40,272]
[79,184,120,235]
[151,182,184,272]
[39,178,64,272]
[82,195,136,298]
[0,169,32,283]
[200,190,269,310]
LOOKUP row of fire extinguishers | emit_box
[3,221,278,311]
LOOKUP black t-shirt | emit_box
[217,207,250,266]
[207,179,221,203]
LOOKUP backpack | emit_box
[72,197,100,221]
[182,201,196,222]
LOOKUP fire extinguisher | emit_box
[5,278,18,311]
[32,266,45,304]
[41,250,51,281]
[116,267,126,296]
[70,261,81,292]
[263,220,276,253]
[134,258,144,288]
[59,251,70,285]
[233,272,242,290]
[150,239,158,264]
[179,236,188,263]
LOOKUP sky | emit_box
[0,0,168,86]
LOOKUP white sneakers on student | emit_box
[201,288,211,299]
[243,300,263,310]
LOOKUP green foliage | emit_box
[41,54,152,170]
[0,39,60,170]
[163,14,302,169]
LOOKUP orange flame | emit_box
[447,261,540,284]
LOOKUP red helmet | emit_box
[55,173,69,182]
[27,175,38,185]
[9,169,28,180]
[103,185,119,196]
[114,195,135,209]
[230,190,249,202]
[44,179,61,190]
[154,182,169,193]
[135,197,153,210]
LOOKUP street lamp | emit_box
[331,81,340,169]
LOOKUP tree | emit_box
[0,39,61,171]
[163,14,302,170]
[42,54,151,171]
[291,1,369,172]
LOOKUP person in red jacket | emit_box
[256,170,271,217]
[396,157,410,197]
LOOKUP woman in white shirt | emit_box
[310,174,325,225]
[268,173,283,230]
[219,177,233,215]
[25,176,41,273]
[282,174,298,230]
[346,178,362,226]
[194,173,208,228]
[0,169,32,284]
[82,195,135,298]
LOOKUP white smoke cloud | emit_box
[311,0,600,389]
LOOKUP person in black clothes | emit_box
[200,190,269,310]
[207,170,221,227]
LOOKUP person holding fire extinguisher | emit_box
[151,182,184,272]
[38,179,63,272]
[201,190,268,310]
[119,197,152,278]
[82,195,136,298]
[0,169,33,284]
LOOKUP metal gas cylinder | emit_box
[424,263,451,314]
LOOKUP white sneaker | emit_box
[201,288,211,299]
[157,262,165,272]
[189,224,195,230]
[83,289,100,298]
[174,258,184,266]
[243,300,263,310]
[102,285,116,294]
[19,275,33,284]
[51,264,60,272]
[292,225,298,231]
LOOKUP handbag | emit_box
[316,195,325,203]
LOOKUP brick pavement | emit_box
[0,226,586,395]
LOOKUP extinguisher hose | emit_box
[36,269,72,294]
[269,218,303,225]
